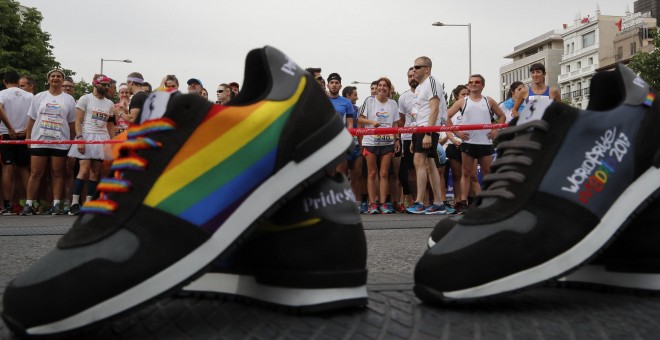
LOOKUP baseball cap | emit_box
[327,73,341,83]
[187,78,203,87]
[229,82,239,89]
[93,75,111,85]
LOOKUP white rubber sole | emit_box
[559,265,660,291]
[183,273,368,307]
[26,129,353,335]
[442,166,660,300]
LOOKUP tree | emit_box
[0,0,74,91]
[628,27,660,90]
[72,79,93,100]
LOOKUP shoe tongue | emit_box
[516,97,553,125]
[138,90,181,124]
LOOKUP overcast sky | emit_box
[18,0,633,103]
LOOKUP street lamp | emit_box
[432,22,471,77]
[100,58,132,75]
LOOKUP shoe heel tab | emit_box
[587,63,651,111]
[232,46,306,105]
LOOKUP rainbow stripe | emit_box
[143,78,306,230]
[644,92,655,107]
[81,199,118,215]
[110,156,147,171]
[97,178,131,193]
[127,118,175,139]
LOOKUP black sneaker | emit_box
[1,205,14,215]
[182,174,368,312]
[1,46,352,337]
[559,197,660,291]
[68,203,80,216]
[19,205,34,216]
[414,63,660,303]
[49,203,63,215]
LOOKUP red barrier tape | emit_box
[348,123,508,136]
[0,123,510,144]
[0,140,123,145]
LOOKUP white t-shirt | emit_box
[28,91,77,150]
[76,93,115,135]
[0,87,33,134]
[412,75,447,127]
[359,96,399,147]
[397,90,415,141]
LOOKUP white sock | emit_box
[53,200,61,206]
[26,200,33,207]
[86,195,93,202]
[72,195,80,205]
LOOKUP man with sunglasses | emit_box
[406,57,450,215]
[66,74,116,215]
[446,74,506,211]
[216,83,232,105]
[305,67,325,90]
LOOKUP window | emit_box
[582,31,595,48]
[616,46,624,61]
[571,42,575,52]
[588,57,593,65]
[631,42,637,55]
[566,44,570,54]
[566,65,571,73]
[577,61,582,69]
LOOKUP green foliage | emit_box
[0,0,74,92]
[72,79,93,101]
[628,27,660,90]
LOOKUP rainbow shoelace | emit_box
[81,118,176,215]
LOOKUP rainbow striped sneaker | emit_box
[182,174,368,312]
[1,46,352,338]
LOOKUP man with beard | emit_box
[326,72,355,175]
[397,67,418,210]
[66,74,115,215]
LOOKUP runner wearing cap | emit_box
[66,74,116,215]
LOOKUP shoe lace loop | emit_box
[81,118,176,215]
[477,120,549,200]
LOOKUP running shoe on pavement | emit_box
[424,203,447,215]
[359,201,368,214]
[368,202,379,214]
[379,202,395,214]
[19,204,34,216]
[406,201,426,214]
[1,46,353,338]
[414,63,660,303]
[182,174,367,312]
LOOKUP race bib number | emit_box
[39,116,63,139]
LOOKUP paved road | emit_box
[2,214,660,339]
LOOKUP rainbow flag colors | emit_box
[144,78,306,231]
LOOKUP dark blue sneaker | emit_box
[406,202,426,214]
[1,46,352,337]
[414,63,660,303]
[424,203,447,215]
[182,174,368,312]
[359,201,368,214]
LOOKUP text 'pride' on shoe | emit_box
[1,46,352,337]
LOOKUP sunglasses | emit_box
[217,90,225,93]
[468,80,482,85]
[413,65,428,70]
[316,77,325,82]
